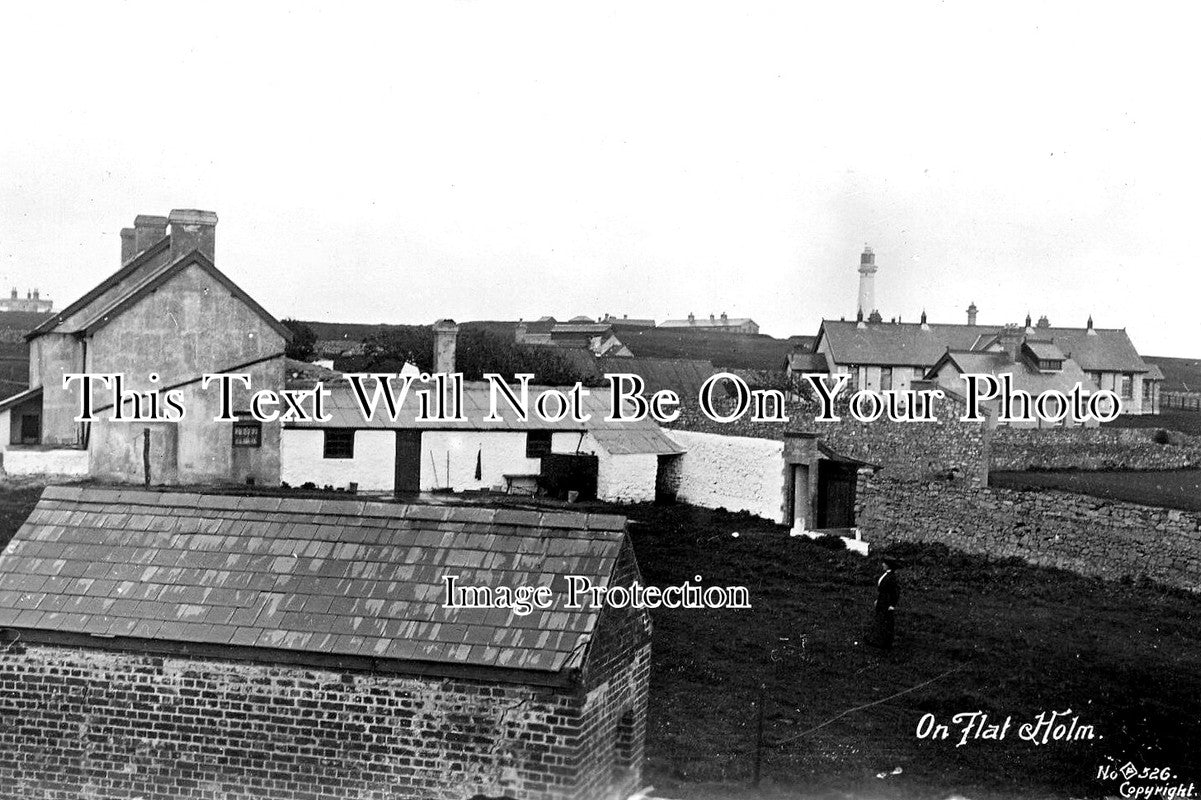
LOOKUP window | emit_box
[1037,359,1063,372]
[845,366,860,392]
[1143,380,1154,401]
[1089,372,1104,387]
[323,429,355,459]
[880,367,893,391]
[19,414,40,445]
[1120,374,1133,399]
[232,420,262,448]
[526,431,552,458]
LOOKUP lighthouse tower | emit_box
[857,246,878,319]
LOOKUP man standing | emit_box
[873,557,900,649]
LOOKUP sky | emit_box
[1,2,1199,356]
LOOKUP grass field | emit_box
[624,502,1201,799]
[2,485,1199,799]
[991,469,1201,511]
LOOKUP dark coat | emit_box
[875,570,899,612]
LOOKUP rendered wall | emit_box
[662,430,787,522]
[280,429,394,491]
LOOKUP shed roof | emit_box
[0,486,632,681]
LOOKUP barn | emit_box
[0,486,651,800]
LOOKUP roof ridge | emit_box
[39,485,627,532]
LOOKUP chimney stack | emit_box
[168,209,217,261]
[999,324,1021,360]
[433,319,460,374]
[966,301,978,326]
[120,228,136,263]
[1086,315,1096,335]
[133,214,168,255]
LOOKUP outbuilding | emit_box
[0,486,651,800]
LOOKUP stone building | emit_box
[0,485,652,800]
[0,210,291,483]
[789,248,1163,414]
[0,288,52,314]
[659,313,759,335]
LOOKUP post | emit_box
[752,681,766,787]
[142,427,151,487]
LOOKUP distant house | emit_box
[515,319,632,357]
[660,312,759,335]
[0,287,52,313]
[0,211,291,483]
[0,485,651,800]
[926,335,1101,428]
[801,312,1162,415]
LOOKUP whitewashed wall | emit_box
[666,430,786,523]
[597,452,658,503]
[1,447,89,477]
[420,431,540,491]
[280,429,394,491]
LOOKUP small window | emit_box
[323,429,355,459]
[526,431,552,458]
[1143,380,1154,401]
[19,414,40,445]
[880,367,893,391]
[232,420,262,448]
[1120,374,1133,399]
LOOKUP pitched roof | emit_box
[0,385,41,414]
[819,320,1149,372]
[1023,340,1066,361]
[931,349,1094,396]
[0,486,633,681]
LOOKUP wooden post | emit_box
[752,681,766,787]
[142,427,151,487]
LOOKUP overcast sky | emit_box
[2,3,1198,356]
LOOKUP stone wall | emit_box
[860,475,1201,591]
[990,426,1201,471]
[668,392,990,487]
[0,643,650,800]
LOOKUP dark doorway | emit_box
[816,461,856,529]
[394,430,422,495]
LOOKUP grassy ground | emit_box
[990,469,1201,511]
[3,484,1199,798]
[624,502,1201,799]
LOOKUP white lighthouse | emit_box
[857,246,878,319]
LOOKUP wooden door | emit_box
[394,430,422,495]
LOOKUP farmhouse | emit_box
[0,485,651,800]
[0,211,291,484]
[790,248,1163,415]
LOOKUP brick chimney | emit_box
[120,228,136,263]
[966,301,978,326]
[998,324,1021,360]
[433,319,460,374]
[168,209,217,261]
[133,215,168,255]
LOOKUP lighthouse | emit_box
[857,246,878,319]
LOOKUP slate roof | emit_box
[285,380,683,454]
[0,486,632,678]
[1024,340,1066,361]
[818,320,1151,373]
[931,350,1094,396]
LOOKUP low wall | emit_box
[0,447,88,478]
[990,426,1201,471]
[860,476,1201,591]
[662,430,786,522]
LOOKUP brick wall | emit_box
[859,475,1201,591]
[0,641,648,800]
[990,426,1201,471]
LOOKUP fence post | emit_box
[752,681,766,787]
